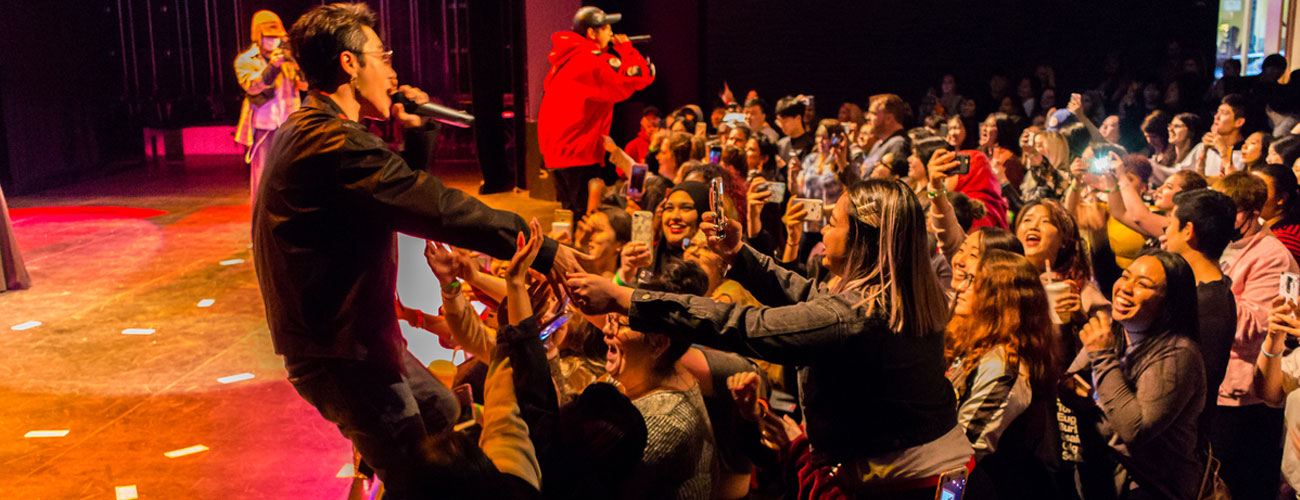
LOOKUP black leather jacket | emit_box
[253,92,556,370]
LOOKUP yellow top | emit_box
[1107,212,1148,268]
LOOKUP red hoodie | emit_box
[953,150,1009,229]
[538,32,654,169]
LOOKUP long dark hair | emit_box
[985,112,1021,154]
[1133,250,1199,342]
[1256,163,1300,225]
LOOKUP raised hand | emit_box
[700,211,743,262]
[1080,310,1115,352]
[565,272,632,316]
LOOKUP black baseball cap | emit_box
[573,6,621,33]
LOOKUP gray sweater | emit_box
[626,386,715,500]
[1070,332,1205,499]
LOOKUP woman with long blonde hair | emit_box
[567,179,972,498]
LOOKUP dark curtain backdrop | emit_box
[0,0,447,194]
[1,0,1219,194]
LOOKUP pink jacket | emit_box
[1218,228,1300,406]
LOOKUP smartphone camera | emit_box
[1089,156,1112,175]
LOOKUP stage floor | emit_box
[0,157,555,499]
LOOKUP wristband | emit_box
[926,188,946,199]
[441,280,462,296]
[614,273,627,287]
[1263,345,1285,359]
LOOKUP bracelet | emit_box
[614,273,627,287]
[441,280,462,296]
[1263,345,1285,359]
[926,188,946,199]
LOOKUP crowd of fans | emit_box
[394,50,1300,499]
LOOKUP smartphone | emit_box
[710,177,728,238]
[627,164,648,198]
[951,153,971,175]
[632,210,655,246]
[935,467,968,500]
[795,198,824,224]
[708,145,723,164]
[1089,155,1113,176]
[552,209,574,241]
[764,182,787,204]
[453,383,475,423]
[831,134,842,148]
[539,311,570,342]
[1281,272,1300,302]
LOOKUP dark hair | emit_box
[975,226,1025,255]
[1140,110,1172,151]
[1172,188,1238,260]
[1134,250,1199,341]
[1221,94,1248,122]
[549,382,648,498]
[775,95,808,118]
[665,131,693,166]
[1263,53,1289,72]
[752,135,779,170]
[1272,135,1300,167]
[1172,113,1204,141]
[598,205,632,244]
[947,192,988,232]
[638,260,709,374]
[985,112,1021,153]
[744,97,767,111]
[913,135,950,167]
[1121,154,1154,186]
[1255,164,1300,223]
[1015,199,1092,283]
[289,3,378,91]
[1216,171,1269,214]
[1059,122,1091,160]
[1171,170,1209,191]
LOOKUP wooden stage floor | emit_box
[0,156,555,499]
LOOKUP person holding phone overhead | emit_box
[538,6,655,214]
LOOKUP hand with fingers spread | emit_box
[504,219,545,324]
[425,241,472,285]
[506,219,545,286]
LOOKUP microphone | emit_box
[389,92,476,128]
[626,34,652,44]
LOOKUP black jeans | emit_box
[286,352,459,500]
[549,164,605,214]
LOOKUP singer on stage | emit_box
[538,6,654,213]
[234,10,307,204]
[251,4,584,497]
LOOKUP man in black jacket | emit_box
[252,4,583,498]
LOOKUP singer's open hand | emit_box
[392,85,430,128]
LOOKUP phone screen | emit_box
[628,164,648,197]
[708,146,722,164]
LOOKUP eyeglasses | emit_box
[356,49,394,65]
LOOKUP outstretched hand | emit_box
[506,219,544,285]
[565,272,633,316]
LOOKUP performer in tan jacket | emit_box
[234,10,306,204]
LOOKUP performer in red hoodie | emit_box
[538,6,655,213]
